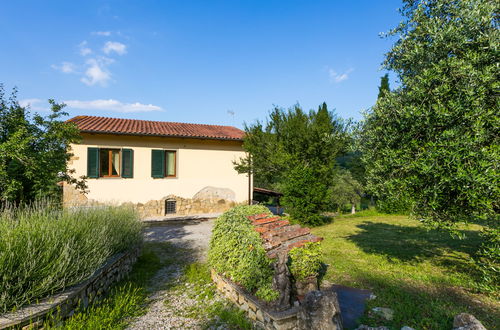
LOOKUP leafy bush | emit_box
[208,205,279,302]
[288,242,323,281]
[279,164,331,226]
[0,204,143,313]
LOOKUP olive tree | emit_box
[361,0,499,227]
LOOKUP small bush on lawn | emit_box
[0,204,143,313]
[208,205,279,302]
[288,242,323,281]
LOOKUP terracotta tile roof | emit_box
[68,115,245,141]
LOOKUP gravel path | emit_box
[127,220,216,329]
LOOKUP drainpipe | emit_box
[248,155,252,205]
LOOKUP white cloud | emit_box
[80,57,114,86]
[64,99,163,113]
[328,68,354,83]
[79,41,92,56]
[93,31,112,36]
[103,41,127,55]
[51,61,77,74]
[19,98,48,111]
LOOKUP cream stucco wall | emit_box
[67,133,251,205]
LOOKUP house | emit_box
[64,115,252,219]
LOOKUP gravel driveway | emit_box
[143,219,214,254]
[127,219,216,329]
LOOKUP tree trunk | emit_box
[351,203,356,214]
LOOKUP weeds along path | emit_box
[127,220,250,330]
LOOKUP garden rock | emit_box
[371,307,394,321]
[452,313,486,330]
[297,290,342,329]
[401,326,415,330]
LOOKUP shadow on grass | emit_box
[352,270,500,330]
[347,221,482,263]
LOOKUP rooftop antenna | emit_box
[227,110,235,126]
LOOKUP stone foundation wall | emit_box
[63,184,243,219]
[0,247,141,330]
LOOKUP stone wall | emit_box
[212,212,342,329]
[63,183,242,219]
[212,270,299,330]
[0,247,141,330]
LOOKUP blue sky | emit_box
[0,1,402,128]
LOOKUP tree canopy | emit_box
[361,0,499,226]
[236,103,350,225]
[0,86,85,203]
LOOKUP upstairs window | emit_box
[87,147,134,178]
[100,149,120,177]
[151,150,177,178]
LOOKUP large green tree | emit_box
[361,0,499,226]
[0,86,86,203]
[236,103,349,225]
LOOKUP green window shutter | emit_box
[121,149,134,178]
[151,149,165,178]
[87,147,100,178]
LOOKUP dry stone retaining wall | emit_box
[0,247,140,330]
[212,270,299,330]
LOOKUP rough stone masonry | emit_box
[213,212,343,329]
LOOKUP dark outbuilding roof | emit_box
[68,115,245,141]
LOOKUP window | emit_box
[87,147,134,178]
[165,199,176,214]
[151,150,177,178]
[165,151,176,177]
[100,149,120,177]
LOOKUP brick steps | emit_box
[252,216,281,226]
[266,235,323,259]
[247,213,322,259]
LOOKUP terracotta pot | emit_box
[295,276,318,301]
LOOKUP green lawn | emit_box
[311,212,500,330]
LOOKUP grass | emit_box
[0,204,142,313]
[48,242,174,329]
[312,213,500,329]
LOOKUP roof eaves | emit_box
[79,129,244,141]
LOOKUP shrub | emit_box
[279,164,331,226]
[208,205,279,302]
[0,204,143,313]
[288,242,323,281]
